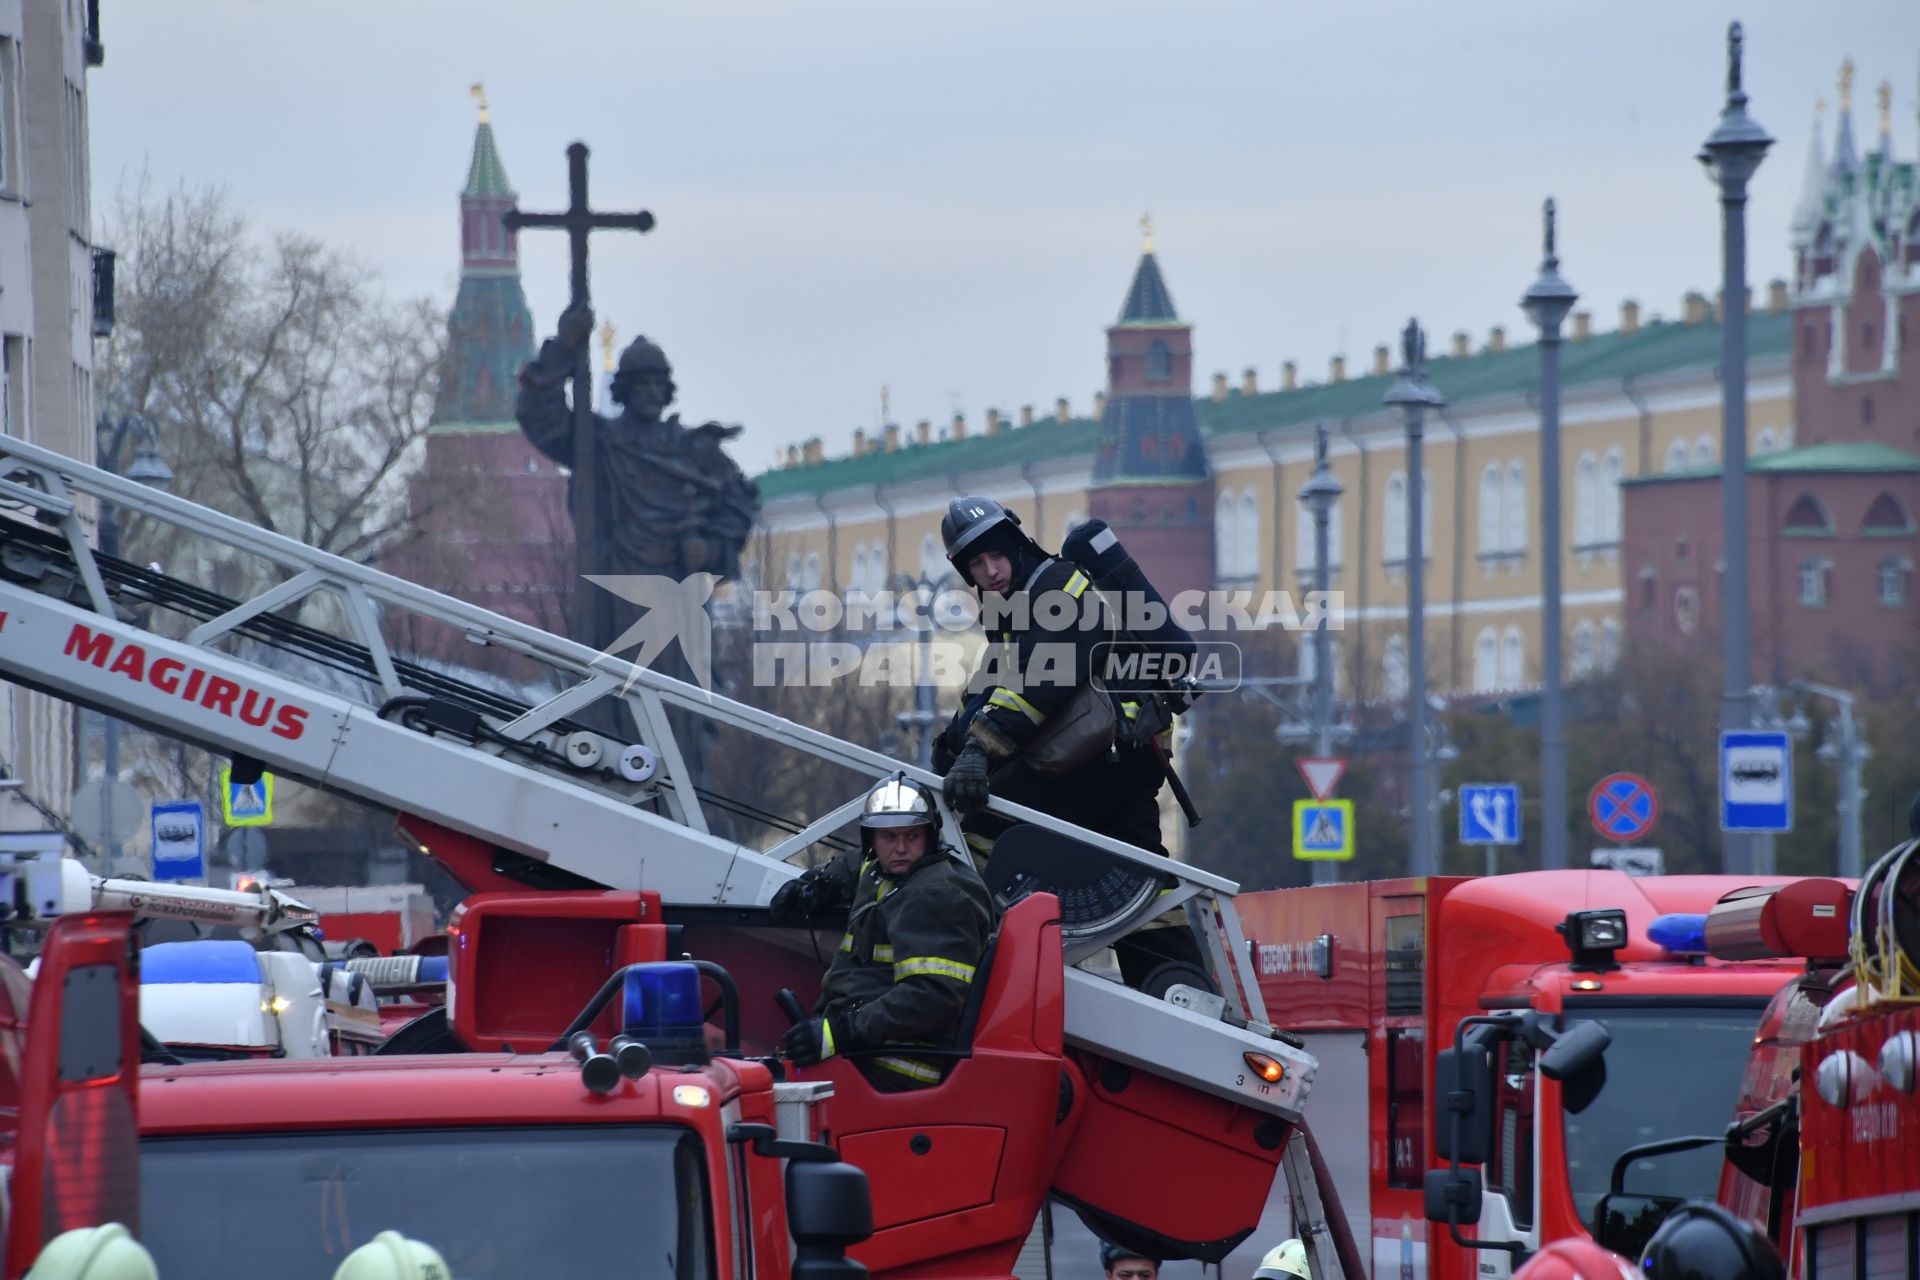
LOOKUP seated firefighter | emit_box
[774,777,996,1091]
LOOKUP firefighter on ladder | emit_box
[776,775,995,1090]
[932,496,1204,991]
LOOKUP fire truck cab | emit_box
[1242,871,1811,1280]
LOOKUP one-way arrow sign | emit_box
[1297,757,1347,801]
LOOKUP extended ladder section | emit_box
[0,436,1313,1119]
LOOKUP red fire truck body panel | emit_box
[1240,872,1806,1280]
[1792,1004,1920,1272]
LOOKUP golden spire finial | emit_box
[1878,80,1893,138]
[1140,212,1154,254]
[599,320,616,373]
[470,82,490,124]
[1839,59,1854,112]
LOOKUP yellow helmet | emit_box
[332,1231,451,1280]
[1252,1239,1310,1280]
[25,1225,158,1280]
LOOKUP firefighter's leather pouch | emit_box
[1022,680,1117,777]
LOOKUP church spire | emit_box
[1790,99,1829,245]
[1117,219,1179,326]
[1832,58,1860,179]
[433,86,535,427]
[460,85,517,272]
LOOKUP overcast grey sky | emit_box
[93,2,1916,474]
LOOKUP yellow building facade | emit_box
[748,290,1796,707]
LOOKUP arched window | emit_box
[1473,629,1498,692]
[1600,619,1621,670]
[1501,461,1525,553]
[1499,627,1525,689]
[1599,448,1624,544]
[1863,493,1914,534]
[1146,341,1172,382]
[1328,496,1344,568]
[1294,499,1314,572]
[1693,435,1715,466]
[868,544,888,595]
[1879,556,1912,606]
[802,552,822,592]
[850,546,868,601]
[786,553,803,593]
[1571,621,1597,676]
[1062,510,1082,545]
[1384,634,1409,701]
[1664,440,1691,473]
[1755,427,1778,454]
[920,532,947,583]
[1298,637,1338,689]
[1478,463,1502,554]
[1386,472,1409,561]
[1798,558,1831,606]
[1238,491,1260,581]
[1215,491,1238,579]
[1783,493,1834,534]
[1575,453,1599,546]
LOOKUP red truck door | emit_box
[4,912,142,1279]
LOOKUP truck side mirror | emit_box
[1423,1166,1482,1227]
[786,1158,874,1280]
[1433,1044,1493,1165]
[1592,1191,1684,1262]
[1540,1019,1610,1115]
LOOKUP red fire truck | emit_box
[1566,843,1918,1277]
[0,436,1337,1279]
[1240,871,1815,1279]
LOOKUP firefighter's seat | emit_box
[810,893,1066,1262]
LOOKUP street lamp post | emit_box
[1384,320,1446,877]
[1522,199,1578,871]
[1699,21,1773,875]
[91,412,173,808]
[889,573,943,770]
[1297,423,1345,885]
[1794,681,1869,878]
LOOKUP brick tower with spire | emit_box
[1086,220,1215,597]
[392,87,573,639]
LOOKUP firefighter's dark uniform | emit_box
[946,555,1169,862]
[818,848,995,1091]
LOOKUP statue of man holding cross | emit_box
[517,303,759,587]
[504,141,759,659]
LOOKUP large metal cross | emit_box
[503,142,655,648]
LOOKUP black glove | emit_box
[768,861,853,923]
[932,729,959,775]
[942,742,992,814]
[1120,694,1175,751]
[556,302,595,349]
[781,1014,844,1067]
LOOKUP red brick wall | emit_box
[1623,471,1920,693]
[1088,485,1214,598]
[1104,325,1193,397]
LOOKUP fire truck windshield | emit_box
[1559,1000,1767,1225]
[138,1124,715,1280]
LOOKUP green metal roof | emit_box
[757,310,1793,499]
[464,122,514,199]
[1624,439,1920,485]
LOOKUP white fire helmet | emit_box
[861,776,937,834]
[25,1225,158,1280]
[1252,1239,1310,1280]
[332,1231,451,1280]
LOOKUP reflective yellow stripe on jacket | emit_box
[893,955,976,983]
[988,687,1044,724]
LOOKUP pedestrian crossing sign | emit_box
[1292,799,1354,862]
[220,768,274,828]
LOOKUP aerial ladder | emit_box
[0,434,1333,1267]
